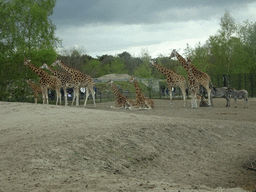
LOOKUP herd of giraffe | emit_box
[24,49,232,109]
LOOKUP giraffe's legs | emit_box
[55,89,59,105]
[190,91,198,109]
[144,100,152,110]
[64,88,68,106]
[41,88,45,104]
[83,86,96,108]
[206,88,211,106]
[201,83,211,106]
[76,88,79,106]
[42,87,48,105]
[55,88,61,105]
[34,94,37,104]
[195,93,199,108]
[71,88,76,106]
[72,86,80,106]
[45,88,49,105]
[90,87,96,107]
[180,86,187,107]
[168,85,173,107]
[83,87,90,107]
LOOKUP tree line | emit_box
[0,1,255,100]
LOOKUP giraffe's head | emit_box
[187,58,192,65]
[26,79,34,83]
[51,59,61,67]
[39,63,48,69]
[24,58,31,66]
[169,49,177,59]
[149,59,156,67]
[106,80,113,86]
[129,76,136,83]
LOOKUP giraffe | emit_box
[24,59,61,105]
[51,60,96,107]
[129,76,154,110]
[186,58,200,108]
[106,80,134,109]
[40,63,75,106]
[150,59,187,107]
[169,49,212,106]
[26,79,42,104]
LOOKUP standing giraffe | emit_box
[106,80,134,109]
[150,59,187,107]
[24,59,61,105]
[186,58,200,108]
[51,60,96,107]
[129,76,154,110]
[26,79,42,104]
[40,63,75,106]
[169,49,212,106]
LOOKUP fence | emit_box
[96,73,256,102]
[211,73,256,97]
[1,73,255,103]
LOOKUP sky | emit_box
[50,0,256,58]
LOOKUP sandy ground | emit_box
[0,98,256,192]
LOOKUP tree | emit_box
[205,11,241,75]
[184,42,212,74]
[0,0,60,100]
[238,20,256,73]
[134,49,152,78]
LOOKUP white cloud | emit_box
[54,1,256,59]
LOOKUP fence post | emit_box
[238,73,241,90]
[244,73,247,91]
[250,73,254,97]
[217,74,220,87]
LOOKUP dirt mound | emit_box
[1,100,255,191]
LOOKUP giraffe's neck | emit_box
[187,62,195,79]
[111,83,122,98]
[46,65,57,75]
[27,80,33,87]
[153,62,175,77]
[27,62,48,78]
[133,80,143,97]
[58,61,77,75]
[175,52,189,72]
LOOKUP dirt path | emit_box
[0,98,255,191]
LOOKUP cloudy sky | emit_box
[50,0,256,58]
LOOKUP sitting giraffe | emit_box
[150,59,187,107]
[26,79,42,104]
[129,76,154,110]
[106,80,134,109]
[170,49,212,106]
[51,60,96,107]
[40,63,75,106]
[24,59,62,105]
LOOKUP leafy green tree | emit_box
[184,42,213,75]
[208,10,238,74]
[134,63,152,78]
[134,49,152,78]
[111,57,127,74]
[0,0,60,100]
[238,20,256,73]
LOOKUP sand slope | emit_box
[1,99,255,191]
